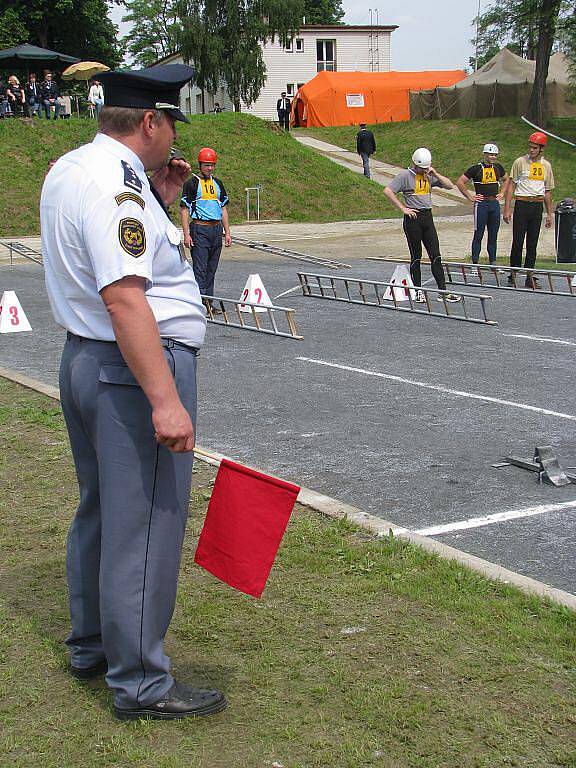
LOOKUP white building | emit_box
[160,24,397,119]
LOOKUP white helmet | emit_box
[483,143,499,154]
[412,147,432,169]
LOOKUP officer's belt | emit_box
[67,331,199,355]
[191,219,221,226]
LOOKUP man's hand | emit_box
[545,213,553,229]
[150,158,192,207]
[474,194,485,202]
[224,232,232,247]
[503,209,511,224]
[152,401,195,453]
[403,207,418,219]
[183,232,193,249]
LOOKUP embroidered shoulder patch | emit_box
[115,192,145,210]
[121,160,143,193]
[119,218,146,258]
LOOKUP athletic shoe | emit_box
[506,275,516,286]
[438,293,462,303]
[525,276,540,289]
[414,290,426,303]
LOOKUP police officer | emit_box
[179,148,231,303]
[384,147,461,303]
[456,143,508,266]
[40,65,227,721]
[503,131,555,289]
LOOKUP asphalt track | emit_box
[1,227,575,594]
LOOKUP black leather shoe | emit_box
[69,659,108,680]
[114,681,227,721]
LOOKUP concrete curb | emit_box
[2,366,574,612]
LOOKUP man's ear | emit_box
[141,110,159,136]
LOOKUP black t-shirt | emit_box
[464,162,506,197]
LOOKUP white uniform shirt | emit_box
[41,133,206,348]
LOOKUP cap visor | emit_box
[165,107,189,124]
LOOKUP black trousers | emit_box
[510,200,543,269]
[403,210,446,290]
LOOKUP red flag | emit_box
[194,459,300,598]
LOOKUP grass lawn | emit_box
[0,113,399,238]
[0,377,575,767]
[297,117,576,203]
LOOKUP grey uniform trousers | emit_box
[59,333,198,709]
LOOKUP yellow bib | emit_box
[482,166,497,184]
[200,178,218,200]
[414,174,430,195]
[528,162,545,181]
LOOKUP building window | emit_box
[317,39,336,71]
[296,38,304,52]
[284,39,293,52]
[286,84,294,96]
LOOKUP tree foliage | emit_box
[303,0,344,24]
[0,0,122,66]
[122,0,180,67]
[471,0,571,69]
[176,0,304,111]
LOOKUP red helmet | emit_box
[529,131,547,147]
[198,147,217,164]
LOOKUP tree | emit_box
[526,0,563,125]
[0,8,28,49]
[303,0,344,24]
[122,0,180,67]
[471,0,570,70]
[177,0,304,111]
[472,0,570,124]
[0,0,122,66]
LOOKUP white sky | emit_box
[110,0,480,71]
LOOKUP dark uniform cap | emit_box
[99,64,195,124]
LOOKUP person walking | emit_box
[356,123,376,178]
[456,143,508,266]
[40,64,227,721]
[276,92,291,131]
[384,147,461,303]
[179,147,231,304]
[503,132,555,289]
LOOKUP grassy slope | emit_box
[298,117,576,201]
[0,113,397,238]
[1,377,575,768]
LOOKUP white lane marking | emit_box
[502,333,576,347]
[296,357,576,422]
[415,500,576,536]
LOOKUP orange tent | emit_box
[292,70,466,127]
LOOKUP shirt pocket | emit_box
[165,220,187,262]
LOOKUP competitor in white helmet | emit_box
[384,148,462,302]
[456,143,508,266]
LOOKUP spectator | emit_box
[58,93,72,118]
[25,73,42,117]
[87,78,104,116]
[0,80,8,118]
[276,91,291,131]
[211,102,223,113]
[7,75,25,116]
[40,72,60,120]
[356,123,377,178]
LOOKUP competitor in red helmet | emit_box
[503,131,555,289]
[179,147,231,305]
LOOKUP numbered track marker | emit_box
[239,274,273,313]
[382,264,416,302]
[0,291,32,333]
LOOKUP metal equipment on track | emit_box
[233,235,351,270]
[367,257,576,297]
[1,241,43,265]
[203,295,303,340]
[297,272,496,326]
